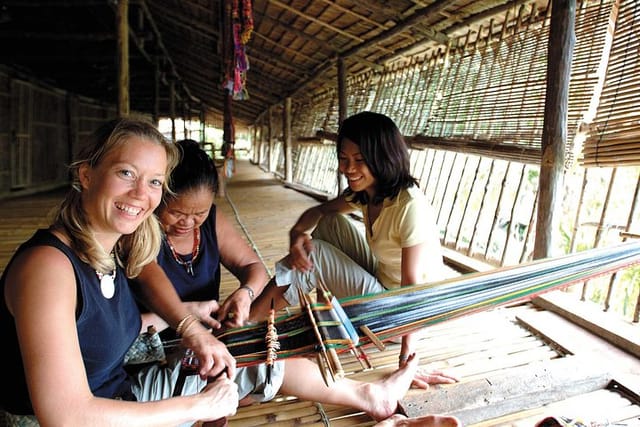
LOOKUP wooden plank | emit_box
[400,356,611,425]
[532,291,640,357]
[470,386,640,426]
[441,246,494,273]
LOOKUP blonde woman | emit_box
[1,118,238,426]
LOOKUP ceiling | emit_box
[0,0,538,127]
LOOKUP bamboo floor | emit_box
[1,160,639,426]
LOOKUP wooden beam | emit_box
[255,10,340,51]
[252,31,322,65]
[446,0,533,34]
[340,0,452,60]
[409,135,542,164]
[249,49,311,79]
[268,0,365,43]
[278,0,455,108]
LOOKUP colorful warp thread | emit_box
[185,241,640,368]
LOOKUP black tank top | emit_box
[0,230,141,414]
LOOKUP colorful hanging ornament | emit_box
[240,0,254,45]
[224,0,253,100]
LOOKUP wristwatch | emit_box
[239,284,255,301]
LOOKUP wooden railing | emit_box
[263,139,640,324]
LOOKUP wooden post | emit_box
[153,57,160,125]
[257,118,264,166]
[252,123,258,164]
[221,0,235,189]
[534,0,575,259]
[219,89,234,197]
[283,97,293,183]
[199,107,205,144]
[183,102,188,140]
[337,56,347,194]
[267,106,273,172]
[169,80,176,142]
[223,90,234,146]
[116,0,129,117]
[337,57,347,123]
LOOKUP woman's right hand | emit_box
[181,321,237,380]
[196,375,239,422]
[288,229,314,271]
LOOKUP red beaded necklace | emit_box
[166,227,201,276]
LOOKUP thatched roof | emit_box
[0,0,546,126]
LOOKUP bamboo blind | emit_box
[345,70,376,116]
[292,0,624,165]
[291,87,336,139]
[581,0,640,167]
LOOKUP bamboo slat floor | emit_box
[216,162,640,426]
[1,160,638,426]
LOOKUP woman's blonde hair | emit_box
[54,116,180,278]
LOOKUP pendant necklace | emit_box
[167,228,200,276]
[95,253,116,299]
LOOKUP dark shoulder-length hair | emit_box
[162,139,219,205]
[337,111,417,205]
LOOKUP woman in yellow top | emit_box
[251,111,458,388]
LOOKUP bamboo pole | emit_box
[606,170,640,317]
[570,169,588,257]
[442,156,469,245]
[430,150,448,213]
[485,162,511,261]
[520,188,538,264]
[581,167,617,303]
[467,159,495,257]
[500,163,526,266]
[454,156,481,252]
[435,152,458,227]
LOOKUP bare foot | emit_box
[411,368,459,389]
[374,414,461,427]
[360,353,420,421]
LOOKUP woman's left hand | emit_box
[185,300,222,330]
